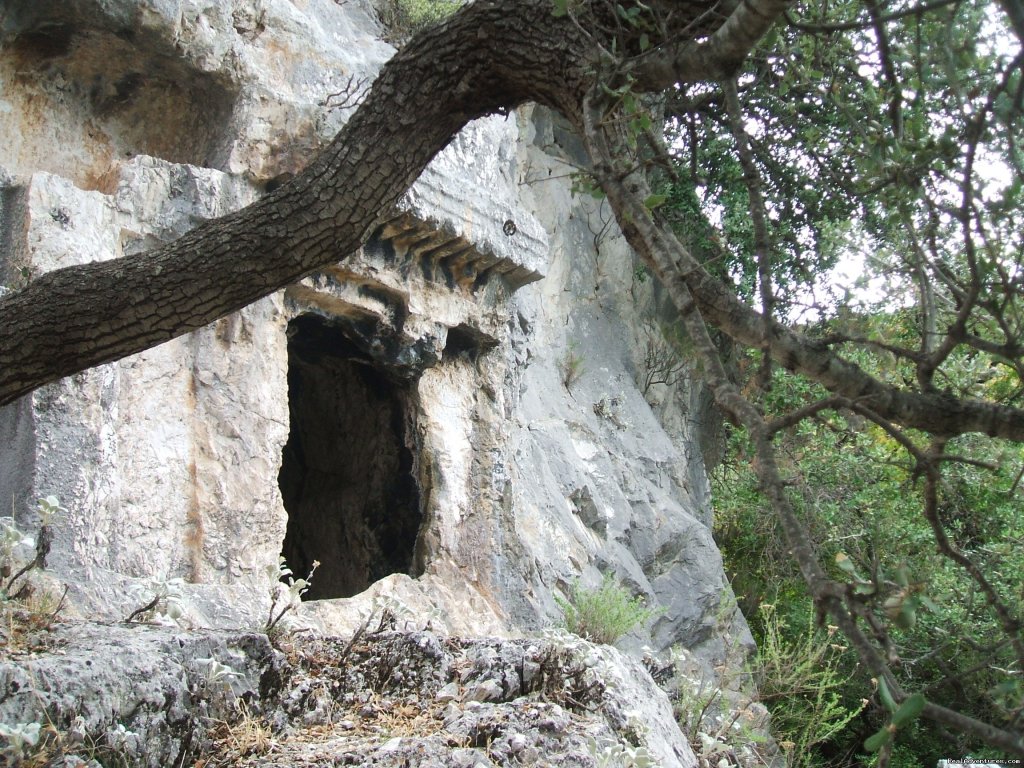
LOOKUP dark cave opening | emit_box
[278,314,424,600]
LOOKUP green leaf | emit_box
[891,693,926,728]
[894,565,910,588]
[600,81,627,98]
[551,0,568,17]
[835,552,853,572]
[639,33,650,51]
[896,598,917,630]
[864,727,893,753]
[878,677,897,712]
[644,194,668,210]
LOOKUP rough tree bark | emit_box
[3,0,1023,447]
[0,0,785,406]
[0,0,590,405]
[3,0,1022,754]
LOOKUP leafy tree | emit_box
[0,0,1022,760]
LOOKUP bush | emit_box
[377,0,461,41]
[754,603,865,768]
[556,574,659,645]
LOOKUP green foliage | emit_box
[862,682,927,754]
[556,574,659,645]
[714,325,1024,763]
[656,0,1024,759]
[378,0,460,40]
[755,604,866,767]
[561,341,586,389]
[570,171,606,201]
[666,0,1023,321]
[551,0,570,18]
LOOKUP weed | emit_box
[562,341,586,390]
[265,556,319,637]
[124,577,188,625]
[556,574,660,645]
[1,497,66,653]
[754,603,866,767]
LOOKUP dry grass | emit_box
[0,581,65,657]
[203,701,277,767]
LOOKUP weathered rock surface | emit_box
[0,0,773,763]
[0,0,743,664]
[0,621,279,766]
[0,622,703,767]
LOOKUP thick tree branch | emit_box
[632,0,793,86]
[0,0,590,406]
[676,257,1024,439]
[0,0,791,408]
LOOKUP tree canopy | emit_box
[0,0,1022,760]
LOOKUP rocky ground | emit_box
[0,605,780,767]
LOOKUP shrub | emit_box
[557,574,659,645]
[378,0,461,42]
[754,603,866,767]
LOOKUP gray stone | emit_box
[0,622,280,768]
[0,0,745,673]
[0,0,768,763]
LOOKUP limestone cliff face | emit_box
[0,0,744,666]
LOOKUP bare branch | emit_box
[785,0,962,34]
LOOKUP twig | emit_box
[125,595,160,623]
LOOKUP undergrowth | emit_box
[556,574,659,645]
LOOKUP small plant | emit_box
[754,603,866,768]
[0,722,41,761]
[125,577,187,625]
[585,735,655,768]
[1,497,67,651]
[196,657,242,690]
[562,341,586,389]
[556,574,660,645]
[265,556,319,635]
[3,496,63,594]
[0,518,33,583]
[570,171,606,200]
[192,657,246,709]
[675,664,722,743]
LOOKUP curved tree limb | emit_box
[633,0,794,86]
[580,92,1024,756]
[0,0,591,406]
[0,0,795,408]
